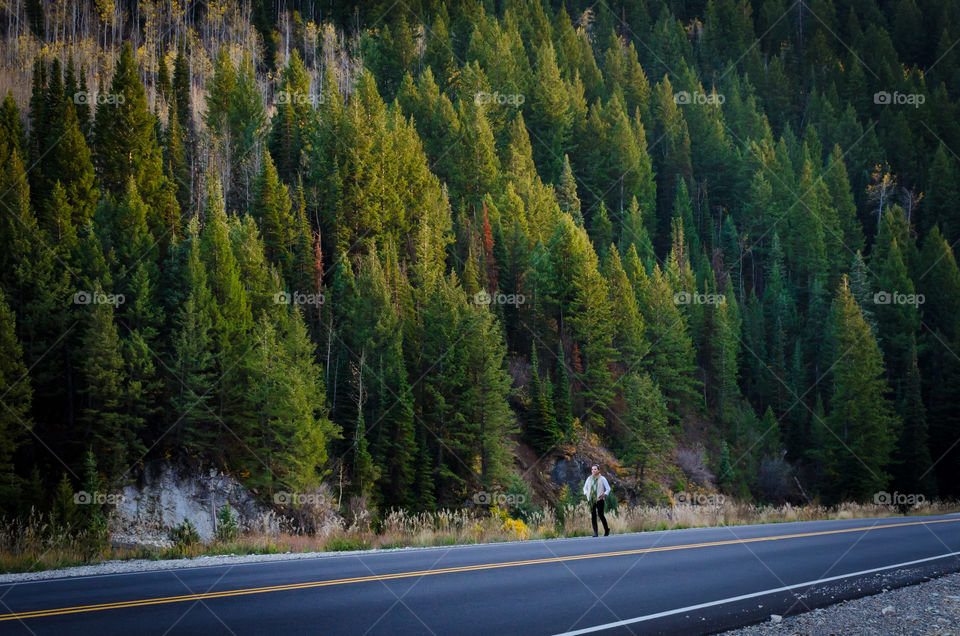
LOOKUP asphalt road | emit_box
[1,513,959,635]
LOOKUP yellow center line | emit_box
[2,517,958,622]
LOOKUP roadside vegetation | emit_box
[3,499,957,575]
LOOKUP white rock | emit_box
[881,606,895,615]
[110,460,272,542]
[770,614,782,624]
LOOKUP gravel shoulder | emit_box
[721,570,960,635]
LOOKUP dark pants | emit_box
[591,499,608,535]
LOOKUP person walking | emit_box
[583,464,611,536]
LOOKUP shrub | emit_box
[215,505,240,542]
[168,518,200,547]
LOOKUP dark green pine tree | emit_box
[632,261,699,422]
[823,144,864,256]
[603,245,648,368]
[821,276,900,503]
[891,343,936,497]
[78,282,138,482]
[0,146,73,464]
[253,150,295,274]
[526,344,561,455]
[268,50,310,185]
[169,217,219,455]
[172,46,192,135]
[352,250,417,510]
[620,197,656,274]
[460,290,517,488]
[200,176,253,427]
[157,52,172,103]
[93,43,165,203]
[915,226,960,496]
[553,343,574,439]
[0,290,32,514]
[556,154,583,226]
[621,372,671,483]
[588,201,613,258]
[849,250,876,331]
[236,306,336,496]
[164,100,190,214]
[871,236,919,400]
[921,145,960,242]
[0,91,27,159]
[27,55,47,164]
[423,11,456,89]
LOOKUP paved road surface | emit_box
[1,513,959,635]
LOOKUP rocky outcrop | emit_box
[109,461,270,545]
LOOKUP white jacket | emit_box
[583,474,611,500]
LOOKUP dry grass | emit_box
[3,500,958,574]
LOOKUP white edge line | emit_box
[554,550,960,635]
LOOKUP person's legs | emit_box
[597,501,609,535]
[590,502,599,536]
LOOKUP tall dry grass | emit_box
[3,500,958,574]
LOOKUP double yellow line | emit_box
[2,517,958,622]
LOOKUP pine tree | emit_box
[169,218,219,454]
[0,91,26,160]
[268,50,311,185]
[891,343,936,497]
[556,154,583,226]
[553,344,574,439]
[172,46,192,134]
[253,150,295,272]
[0,290,32,513]
[603,245,648,368]
[78,282,135,481]
[164,100,190,214]
[821,276,900,503]
[526,344,561,455]
[93,43,165,205]
[634,263,699,421]
[621,372,671,482]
